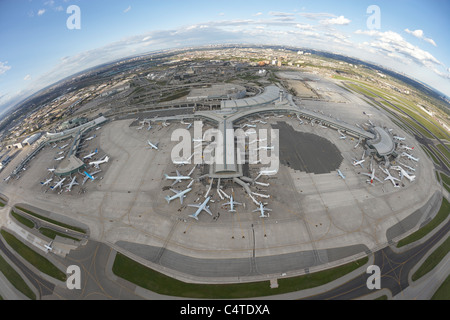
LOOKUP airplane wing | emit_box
[187,204,201,208]
[204,207,212,216]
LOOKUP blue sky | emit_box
[1,0,449,115]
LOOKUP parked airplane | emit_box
[54,156,65,161]
[44,240,53,253]
[40,178,53,186]
[401,152,419,162]
[337,170,346,180]
[379,167,400,188]
[83,149,98,160]
[188,197,212,220]
[394,136,406,141]
[173,152,197,165]
[147,140,159,150]
[399,145,414,151]
[51,143,57,149]
[258,146,274,151]
[222,195,242,212]
[85,135,96,141]
[252,192,270,199]
[398,162,416,172]
[164,170,192,186]
[242,124,257,129]
[391,166,416,182]
[255,169,278,181]
[165,188,192,205]
[253,202,272,218]
[56,151,64,155]
[50,178,66,191]
[89,155,109,169]
[338,130,347,140]
[65,176,78,192]
[362,169,383,185]
[81,170,101,185]
[352,158,365,168]
[47,168,56,173]
[59,144,69,149]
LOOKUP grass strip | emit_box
[431,275,450,300]
[15,206,86,234]
[0,229,66,282]
[412,237,450,281]
[113,252,368,299]
[0,253,36,300]
[397,197,449,248]
[10,211,35,229]
[39,227,80,242]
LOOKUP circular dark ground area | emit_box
[271,122,343,174]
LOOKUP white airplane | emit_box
[47,167,56,173]
[391,166,416,182]
[379,167,400,188]
[40,178,53,186]
[252,192,270,199]
[147,140,159,150]
[51,178,66,191]
[337,170,346,180]
[338,130,347,140]
[249,138,267,145]
[399,145,414,151]
[242,124,257,129]
[65,176,78,192]
[402,152,419,162]
[89,155,109,169]
[257,146,274,151]
[362,169,383,185]
[222,195,242,212]
[81,170,101,185]
[164,170,192,186]
[352,158,365,168]
[173,152,197,165]
[188,196,212,220]
[83,149,98,160]
[165,188,192,205]
[253,202,272,218]
[59,144,69,149]
[56,151,64,155]
[85,135,96,141]
[54,156,65,161]
[51,143,57,149]
[255,169,278,181]
[44,240,53,253]
[398,162,416,172]
[394,136,406,141]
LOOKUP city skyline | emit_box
[1,0,449,114]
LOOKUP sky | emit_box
[1,0,449,115]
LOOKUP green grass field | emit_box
[0,229,66,282]
[431,275,450,300]
[14,206,86,234]
[0,253,36,300]
[112,252,368,299]
[397,197,449,248]
[412,237,450,282]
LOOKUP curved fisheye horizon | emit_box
[1,0,450,115]
[0,0,449,305]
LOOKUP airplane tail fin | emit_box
[164,174,169,180]
[165,196,171,204]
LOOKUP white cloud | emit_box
[354,29,441,70]
[320,15,351,25]
[268,11,294,17]
[0,61,11,75]
[404,28,437,47]
[37,9,46,16]
[300,12,335,20]
[253,12,263,16]
[124,6,131,13]
[24,75,32,81]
